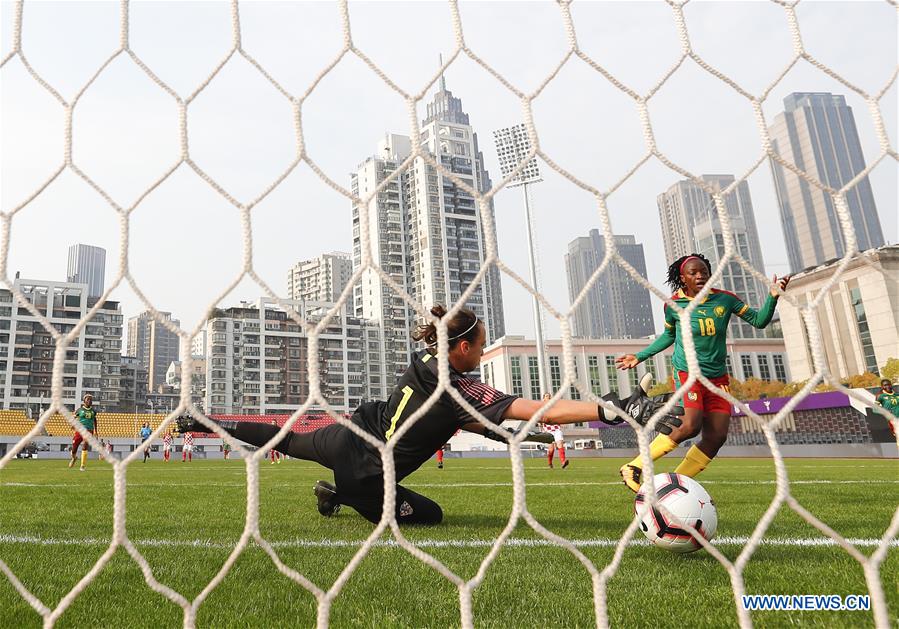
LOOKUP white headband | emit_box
[427,318,479,347]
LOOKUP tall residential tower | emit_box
[350,80,506,386]
[566,231,655,339]
[768,92,883,272]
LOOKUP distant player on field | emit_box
[270,420,283,464]
[177,305,681,525]
[182,431,194,463]
[69,394,98,471]
[140,422,152,463]
[875,378,898,436]
[162,430,173,462]
[616,253,789,491]
[540,393,569,469]
[223,440,232,460]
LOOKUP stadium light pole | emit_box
[492,124,548,396]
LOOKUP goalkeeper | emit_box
[178,305,681,525]
[616,254,789,491]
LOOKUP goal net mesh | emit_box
[1,0,896,627]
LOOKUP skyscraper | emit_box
[350,79,506,385]
[127,311,180,391]
[565,231,655,339]
[67,244,106,298]
[657,175,768,339]
[287,252,353,304]
[768,92,884,272]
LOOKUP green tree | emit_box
[842,372,882,389]
[648,381,673,397]
[881,358,899,383]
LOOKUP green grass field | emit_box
[1,456,896,628]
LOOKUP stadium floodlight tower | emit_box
[492,124,548,396]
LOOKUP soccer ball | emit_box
[635,473,717,554]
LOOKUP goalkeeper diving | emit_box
[178,305,681,525]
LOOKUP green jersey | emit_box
[636,289,778,378]
[876,392,899,418]
[75,406,97,431]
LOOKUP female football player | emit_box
[540,392,568,469]
[179,305,681,524]
[616,253,789,491]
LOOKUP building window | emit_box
[758,355,771,381]
[741,354,754,380]
[628,368,639,392]
[569,360,580,400]
[849,283,878,374]
[605,356,618,392]
[549,356,562,394]
[510,356,523,397]
[587,355,602,396]
[528,356,540,399]
[645,358,658,383]
[773,354,787,382]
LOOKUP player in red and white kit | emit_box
[162,431,173,462]
[181,431,194,462]
[270,420,283,464]
[541,393,568,469]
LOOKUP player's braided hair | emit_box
[666,253,712,291]
[412,305,480,351]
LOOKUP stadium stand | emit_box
[0,410,32,436]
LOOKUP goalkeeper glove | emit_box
[598,375,684,435]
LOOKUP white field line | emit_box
[0,533,895,550]
[2,479,897,489]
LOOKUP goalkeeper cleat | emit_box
[313,480,340,517]
[562,460,570,469]
[619,464,642,492]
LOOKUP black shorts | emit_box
[310,424,442,526]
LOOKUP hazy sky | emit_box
[1,1,896,341]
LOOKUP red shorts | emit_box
[72,428,94,452]
[677,372,732,415]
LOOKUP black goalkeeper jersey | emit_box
[348,350,517,481]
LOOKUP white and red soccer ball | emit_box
[635,473,718,554]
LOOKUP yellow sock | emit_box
[81,449,87,467]
[627,434,677,469]
[674,445,712,477]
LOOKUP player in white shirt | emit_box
[181,431,194,463]
[162,431,173,462]
[540,393,569,469]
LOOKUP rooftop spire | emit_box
[439,53,446,92]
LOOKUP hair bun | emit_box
[430,305,447,318]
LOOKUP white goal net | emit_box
[1,0,896,627]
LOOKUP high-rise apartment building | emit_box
[657,175,768,338]
[205,299,386,415]
[350,80,505,387]
[127,311,180,391]
[768,92,884,272]
[67,244,106,298]
[119,355,149,413]
[287,252,353,304]
[565,231,655,338]
[0,278,123,412]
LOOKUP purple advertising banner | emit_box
[731,390,849,416]
[588,391,851,428]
